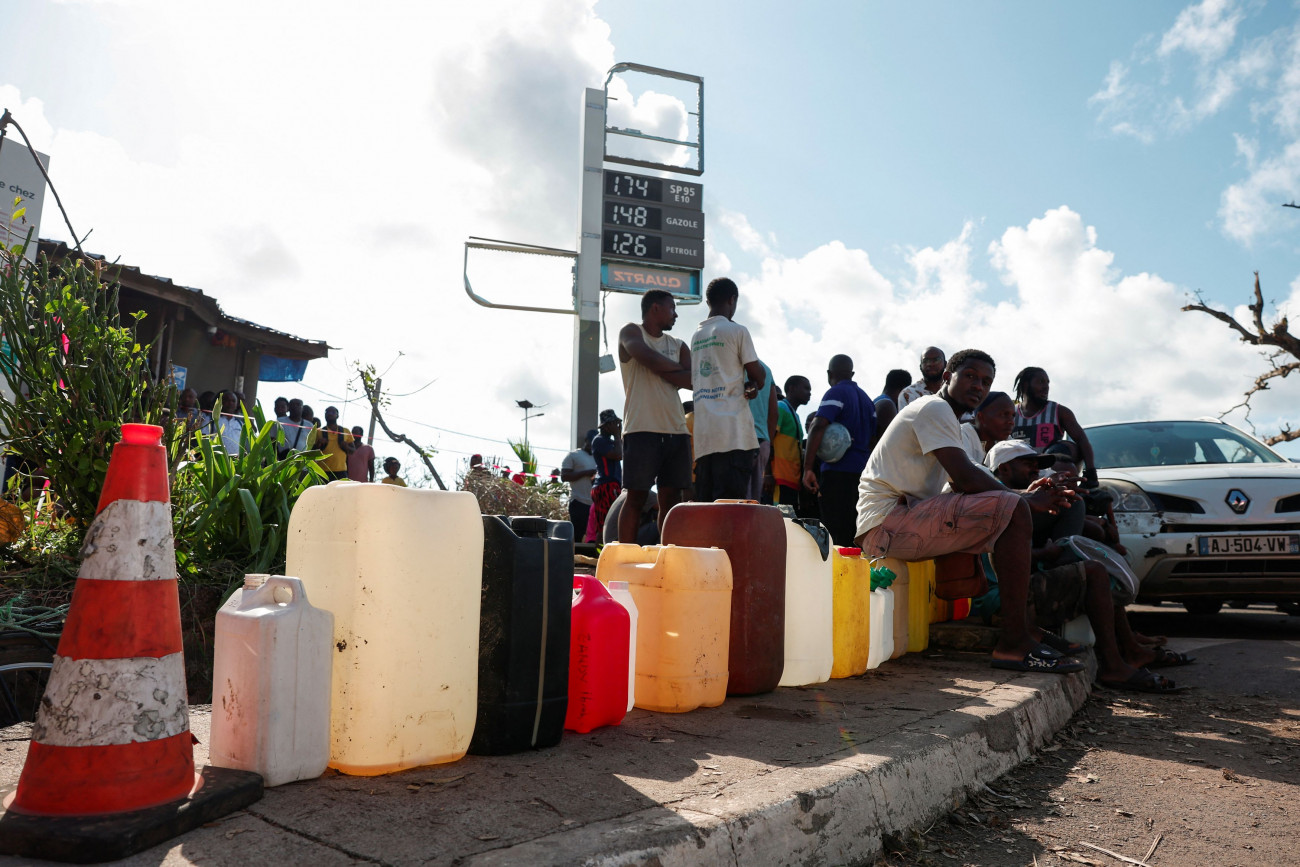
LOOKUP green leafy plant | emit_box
[508,438,539,486]
[171,404,327,578]
[0,237,171,529]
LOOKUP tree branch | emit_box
[355,365,447,491]
[1183,272,1300,444]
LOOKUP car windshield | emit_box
[1087,421,1285,469]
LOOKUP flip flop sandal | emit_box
[1039,631,1088,656]
[991,647,1086,674]
[1097,669,1188,694]
[1146,647,1196,669]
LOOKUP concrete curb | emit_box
[466,662,1095,866]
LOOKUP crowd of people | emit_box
[174,389,407,486]
[560,278,1192,695]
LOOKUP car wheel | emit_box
[1183,599,1223,616]
[1280,602,1300,617]
[1227,601,1250,609]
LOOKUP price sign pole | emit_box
[572,88,606,444]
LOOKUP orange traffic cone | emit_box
[0,424,262,862]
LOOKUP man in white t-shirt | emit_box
[855,349,1083,675]
[560,430,598,535]
[617,289,692,542]
[689,277,766,501]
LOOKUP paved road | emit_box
[879,605,1300,866]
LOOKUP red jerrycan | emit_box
[565,576,630,733]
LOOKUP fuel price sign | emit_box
[601,169,705,270]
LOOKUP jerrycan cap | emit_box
[836,547,863,557]
[510,516,552,537]
[244,573,270,589]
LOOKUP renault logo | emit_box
[1226,489,1250,514]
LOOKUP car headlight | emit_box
[1099,480,1156,513]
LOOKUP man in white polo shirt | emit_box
[689,278,766,502]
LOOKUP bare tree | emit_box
[354,363,448,490]
[1182,271,1300,444]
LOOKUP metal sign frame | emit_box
[603,63,704,177]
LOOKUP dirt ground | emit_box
[876,613,1299,867]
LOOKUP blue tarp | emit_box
[258,355,309,382]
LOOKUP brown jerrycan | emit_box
[660,500,787,695]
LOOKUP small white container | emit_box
[210,574,333,787]
[866,588,894,670]
[605,580,639,713]
[1061,614,1096,646]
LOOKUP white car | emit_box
[1087,419,1300,615]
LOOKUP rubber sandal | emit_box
[1097,668,1188,694]
[991,647,1086,674]
[1146,647,1196,669]
[1039,631,1088,656]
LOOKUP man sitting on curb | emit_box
[982,440,1187,693]
[855,349,1084,674]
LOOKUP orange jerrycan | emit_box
[596,544,731,713]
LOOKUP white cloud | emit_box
[1090,3,1300,245]
[722,207,1285,436]
[717,208,776,258]
[1158,0,1244,62]
[1219,138,1300,243]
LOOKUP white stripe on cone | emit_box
[33,653,189,747]
[77,500,176,582]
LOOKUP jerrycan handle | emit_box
[267,575,308,607]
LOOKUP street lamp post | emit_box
[516,399,546,447]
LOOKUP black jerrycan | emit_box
[468,515,574,755]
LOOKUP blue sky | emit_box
[603,0,1298,303]
[4,0,1300,479]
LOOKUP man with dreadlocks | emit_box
[1011,366,1099,487]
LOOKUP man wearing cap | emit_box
[987,440,1087,542]
[983,440,1185,693]
[561,430,599,538]
[617,289,693,542]
[586,410,623,542]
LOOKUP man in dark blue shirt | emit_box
[803,354,876,546]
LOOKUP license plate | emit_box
[1196,534,1300,556]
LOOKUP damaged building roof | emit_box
[37,238,330,361]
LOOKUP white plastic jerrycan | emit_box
[605,580,639,714]
[210,574,333,787]
[778,517,833,687]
